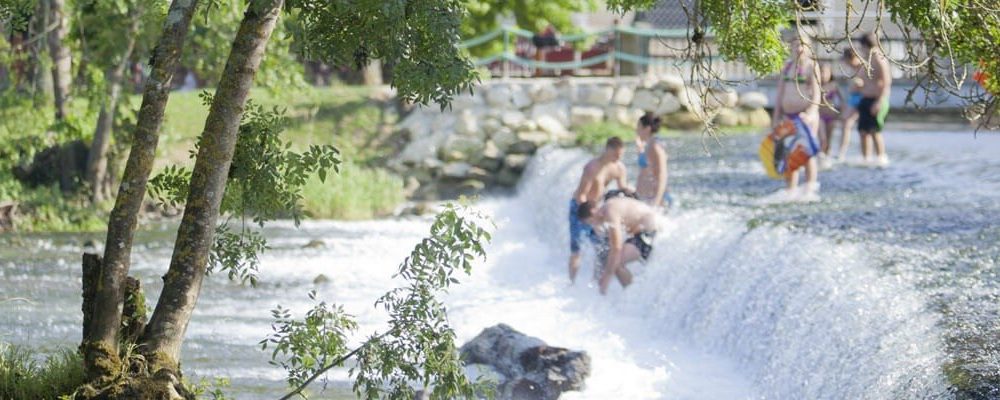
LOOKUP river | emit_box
[2,128,998,399]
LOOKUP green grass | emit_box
[0,343,85,400]
[301,162,404,220]
[574,121,636,149]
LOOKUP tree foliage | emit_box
[288,0,478,107]
[461,0,599,56]
[263,204,492,400]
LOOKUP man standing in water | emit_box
[568,137,631,283]
[635,112,670,209]
[767,32,822,202]
[577,196,658,295]
[855,32,892,166]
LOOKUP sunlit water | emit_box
[2,129,998,399]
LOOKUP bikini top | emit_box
[638,152,649,168]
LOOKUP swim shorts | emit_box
[569,199,598,252]
[857,97,889,133]
[625,231,656,262]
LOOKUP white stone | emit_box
[631,89,659,112]
[431,113,457,133]
[706,88,739,110]
[450,92,483,111]
[491,127,518,151]
[485,84,512,108]
[442,135,486,158]
[580,85,615,105]
[676,86,703,113]
[655,92,681,114]
[396,130,448,165]
[500,111,527,128]
[612,86,634,106]
[504,154,531,170]
[714,108,741,127]
[528,82,559,103]
[510,85,532,109]
[442,162,472,178]
[738,91,769,109]
[481,118,502,135]
[606,106,645,126]
[655,74,686,93]
[570,106,605,128]
[454,110,480,136]
[536,115,569,137]
[482,140,503,159]
[397,111,432,139]
[517,130,552,144]
[530,100,570,127]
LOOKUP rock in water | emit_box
[460,324,592,400]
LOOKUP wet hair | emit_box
[606,136,624,149]
[639,112,661,133]
[576,201,596,220]
[856,32,877,48]
[841,48,858,61]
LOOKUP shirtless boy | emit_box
[855,32,892,166]
[576,197,658,295]
[567,137,631,283]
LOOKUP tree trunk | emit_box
[27,0,52,98]
[140,0,285,371]
[362,59,383,86]
[86,9,140,204]
[82,0,201,382]
[46,0,71,121]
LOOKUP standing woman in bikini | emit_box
[818,64,843,168]
[768,32,821,201]
[634,112,670,209]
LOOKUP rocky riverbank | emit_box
[387,76,771,200]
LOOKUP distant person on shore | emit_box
[765,33,821,202]
[634,112,671,209]
[855,32,892,166]
[818,64,843,169]
[568,137,631,283]
[576,196,658,295]
[838,49,864,161]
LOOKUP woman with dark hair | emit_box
[635,112,670,209]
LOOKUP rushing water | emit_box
[2,129,998,399]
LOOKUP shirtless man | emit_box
[567,137,631,283]
[576,197,658,295]
[768,32,822,202]
[634,112,670,209]
[855,32,892,166]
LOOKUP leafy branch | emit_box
[263,204,493,400]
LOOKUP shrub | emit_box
[301,163,404,220]
[0,343,85,400]
[574,121,636,149]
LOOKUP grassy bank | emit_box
[0,343,85,399]
[0,85,406,231]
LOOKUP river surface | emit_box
[2,128,998,399]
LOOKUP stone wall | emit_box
[388,76,771,200]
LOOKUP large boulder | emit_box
[503,154,531,172]
[741,108,772,128]
[500,110,527,129]
[580,85,615,106]
[486,84,513,108]
[530,101,570,127]
[511,85,533,109]
[491,127,518,151]
[713,108,741,127]
[460,324,591,400]
[676,86,703,113]
[654,74,686,93]
[569,106,605,128]
[655,92,681,114]
[451,92,484,111]
[631,89,659,112]
[441,135,486,162]
[705,88,739,110]
[612,85,635,106]
[441,162,472,178]
[396,130,449,165]
[606,106,645,126]
[738,91,769,109]
[662,111,705,130]
[536,116,569,138]
[528,83,559,103]
[454,110,481,137]
[482,117,503,136]
[397,110,432,139]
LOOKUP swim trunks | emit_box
[569,199,598,253]
[857,97,889,134]
[625,231,656,262]
[603,189,639,201]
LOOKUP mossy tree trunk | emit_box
[140,0,285,372]
[46,0,71,121]
[86,7,141,204]
[82,0,200,384]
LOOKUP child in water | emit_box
[817,64,842,169]
[838,49,863,162]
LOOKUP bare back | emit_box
[574,158,626,203]
[636,140,667,205]
[603,197,657,235]
[859,51,891,97]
